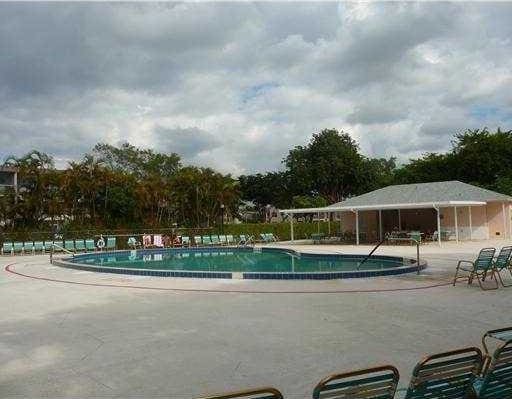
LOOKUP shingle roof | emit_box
[329,181,512,208]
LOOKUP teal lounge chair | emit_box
[74,239,86,252]
[194,236,202,246]
[202,236,213,246]
[211,235,220,246]
[197,387,283,399]
[106,237,116,250]
[24,241,35,255]
[13,242,24,254]
[226,235,235,245]
[182,236,191,247]
[453,247,497,290]
[404,347,482,399]
[2,242,13,255]
[493,245,512,287]
[474,339,512,399]
[64,240,75,252]
[85,239,96,251]
[218,235,227,245]
[33,241,45,254]
[313,365,399,399]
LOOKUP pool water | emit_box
[70,247,408,273]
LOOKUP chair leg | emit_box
[453,264,461,286]
[497,268,512,287]
[477,270,499,290]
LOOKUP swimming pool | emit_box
[56,247,426,279]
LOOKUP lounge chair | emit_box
[226,235,235,245]
[261,233,278,243]
[182,236,191,247]
[197,387,283,399]
[202,236,213,246]
[106,237,116,250]
[85,239,96,251]
[453,247,497,290]
[474,338,512,398]
[219,235,227,245]
[194,236,202,246]
[24,241,35,255]
[211,235,220,246]
[404,347,482,399]
[64,240,75,252]
[33,241,45,254]
[153,234,164,248]
[313,365,399,399]
[2,242,13,255]
[74,239,86,252]
[493,245,512,287]
[13,242,25,254]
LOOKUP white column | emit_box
[317,212,320,234]
[327,213,331,236]
[378,209,383,241]
[468,206,473,240]
[398,209,402,230]
[436,207,441,246]
[355,210,360,245]
[502,202,507,239]
[454,206,459,243]
[290,214,294,242]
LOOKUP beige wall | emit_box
[337,201,512,242]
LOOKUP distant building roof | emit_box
[330,181,512,208]
[280,181,512,214]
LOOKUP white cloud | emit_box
[0,2,511,174]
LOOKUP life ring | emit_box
[97,237,105,250]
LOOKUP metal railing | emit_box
[49,243,74,264]
[386,236,421,274]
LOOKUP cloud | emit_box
[0,2,511,173]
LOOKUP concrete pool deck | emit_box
[1,240,511,398]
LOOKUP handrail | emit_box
[386,236,421,274]
[49,243,74,264]
[357,238,386,269]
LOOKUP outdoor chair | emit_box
[453,247,497,290]
[474,338,512,398]
[33,241,45,254]
[211,235,221,245]
[202,236,213,246]
[404,347,482,399]
[85,239,96,251]
[493,245,512,287]
[197,387,283,399]
[106,237,116,250]
[182,236,191,247]
[2,242,13,255]
[43,241,54,253]
[226,234,235,245]
[219,235,227,245]
[64,240,75,252]
[194,236,202,246]
[313,365,399,399]
[24,241,35,255]
[74,239,86,252]
[12,242,24,254]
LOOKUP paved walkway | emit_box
[0,240,510,398]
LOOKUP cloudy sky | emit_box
[1,2,511,174]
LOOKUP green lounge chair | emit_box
[64,240,75,252]
[453,247,497,290]
[219,235,227,245]
[33,241,45,254]
[74,239,86,252]
[24,241,35,255]
[404,347,482,399]
[2,242,13,255]
[197,387,283,399]
[106,237,116,250]
[202,236,213,246]
[194,236,202,246]
[85,239,96,251]
[182,236,191,247]
[313,365,399,399]
[226,235,235,245]
[211,235,220,246]
[493,245,512,287]
[474,339,512,398]
[13,242,24,254]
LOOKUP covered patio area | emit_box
[280,181,512,245]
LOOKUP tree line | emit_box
[1,127,511,231]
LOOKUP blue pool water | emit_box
[63,247,423,279]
